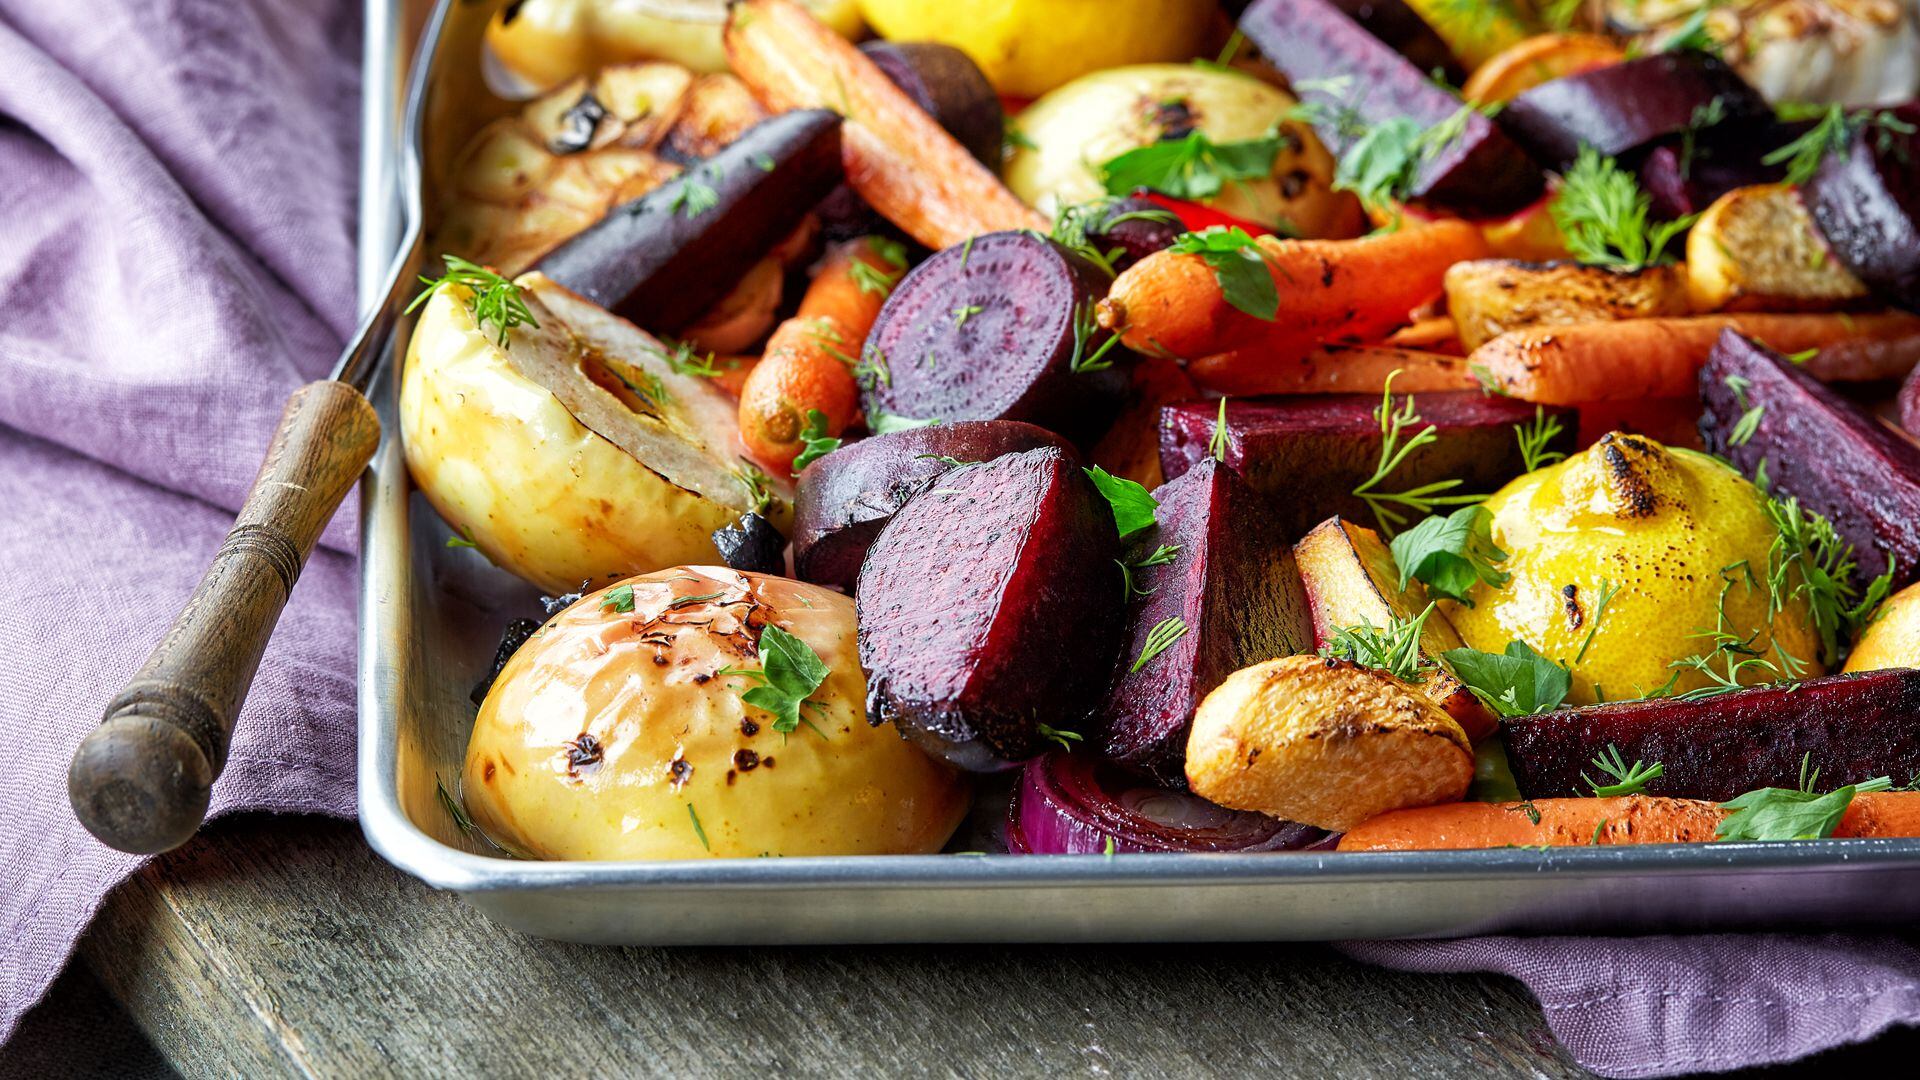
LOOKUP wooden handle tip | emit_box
[69,713,214,854]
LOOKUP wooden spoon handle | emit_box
[68,380,381,854]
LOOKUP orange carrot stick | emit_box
[737,238,901,470]
[1469,311,1920,404]
[1189,344,1482,396]
[1337,792,1920,851]
[724,0,1044,250]
[1098,220,1490,362]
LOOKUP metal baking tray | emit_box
[355,0,1920,944]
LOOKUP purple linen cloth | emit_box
[1,3,1917,1075]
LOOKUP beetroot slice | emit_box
[1505,669,1920,801]
[1804,103,1920,313]
[861,231,1128,446]
[857,447,1123,771]
[1160,393,1571,541]
[1094,461,1315,788]
[1009,751,1327,854]
[1238,0,1542,217]
[1699,330,1920,592]
[1329,0,1463,87]
[791,420,1075,591]
[1498,52,1768,172]
[858,42,1003,169]
[1636,119,1799,220]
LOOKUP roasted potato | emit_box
[1444,259,1692,352]
[1185,655,1474,832]
[401,273,787,593]
[1686,183,1871,312]
[1293,518,1495,742]
[487,0,866,86]
[463,568,970,860]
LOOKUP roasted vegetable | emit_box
[862,231,1129,445]
[1191,344,1481,397]
[1095,461,1316,788]
[1803,103,1920,313]
[1238,0,1544,215]
[1002,64,1362,238]
[1010,751,1325,854]
[712,514,786,575]
[463,568,968,860]
[657,72,774,162]
[1331,0,1464,84]
[1635,119,1799,221]
[1461,33,1624,105]
[725,0,1045,249]
[1293,517,1495,742]
[1445,259,1692,352]
[1498,51,1769,171]
[486,0,866,85]
[1845,581,1920,673]
[791,420,1073,591]
[401,271,784,593]
[1700,330,1920,592]
[535,108,844,334]
[1686,183,1871,312]
[1338,792,1920,850]
[1504,669,1920,802]
[857,447,1123,770]
[1469,311,1920,403]
[1087,355,1199,490]
[1185,655,1474,833]
[856,41,1003,168]
[1159,392,1561,539]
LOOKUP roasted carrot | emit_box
[1383,317,1465,354]
[1470,311,1920,404]
[708,354,757,398]
[724,0,1044,250]
[1336,792,1920,851]
[737,238,902,470]
[1189,344,1482,396]
[1099,220,1489,362]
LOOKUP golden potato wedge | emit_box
[1185,656,1474,832]
[660,73,772,162]
[1292,518,1495,742]
[1444,259,1693,352]
[1462,32,1626,105]
[1686,183,1870,313]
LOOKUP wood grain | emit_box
[83,816,1594,1079]
[68,382,380,854]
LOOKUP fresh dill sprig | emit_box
[1583,744,1665,797]
[408,255,538,348]
[1764,494,1895,667]
[1765,104,1917,187]
[1068,300,1126,373]
[1131,617,1190,674]
[850,236,909,298]
[1515,406,1568,472]
[1036,723,1083,752]
[1352,372,1482,535]
[1321,603,1437,684]
[735,460,774,516]
[1116,543,1181,601]
[1208,397,1231,462]
[1551,147,1695,270]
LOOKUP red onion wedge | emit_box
[1006,752,1328,854]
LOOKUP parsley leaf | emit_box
[1085,467,1159,540]
[1552,147,1695,270]
[791,409,840,474]
[1168,227,1278,321]
[1717,760,1893,842]
[1390,505,1510,606]
[600,583,636,613]
[1440,640,1571,718]
[1096,129,1284,201]
[728,623,831,734]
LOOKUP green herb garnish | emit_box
[1515,406,1568,472]
[687,803,711,850]
[867,409,939,435]
[408,255,537,348]
[1441,640,1571,717]
[1322,603,1437,684]
[445,525,479,550]
[1208,397,1232,462]
[436,775,476,834]
[600,583,636,613]
[1097,129,1285,201]
[1552,147,1694,270]
[1765,103,1917,187]
[735,461,774,516]
[791,409,840,474]
[1131,617,1190,673]
[1352,373,1481,535]
[1037,723,1083,752]
[1117,544,1180,601]
[1085,466,1159,539]
[1763,494,1895,667]
[1067,301,1127,373]
[1717,755,1892,841]
[1582,744,1665,797]
[1168,227,1278,321]
[1390,505,1510,606]
[671,177,719,218]
[724,623,831,735]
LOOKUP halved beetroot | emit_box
[533,108,843,332]
[861,231,1129,446]
[857,447,1123,771]
[1330,0,1463,86]
[1505,669,1920,801]
[1093,461,1315,788]
[1804,103,1920,313]
[1160,393,1572,539]
[1238,0,1542,216]
[1699,330,1920,591]
[1499,52,1768,171]
[791,420,1074,591]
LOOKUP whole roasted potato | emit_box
[1004,65,1364,238]
[401,272,787,593]
[463,567,971,860]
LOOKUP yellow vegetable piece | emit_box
[1403,0,1532,70]
[858,0,1214,100]
[489,0,865,87]
[464,568,970,860]
[1446,433,1824,702]
[1844,581,1920,673]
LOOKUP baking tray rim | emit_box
[350,0,1920,915]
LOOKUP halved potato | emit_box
[1686,183,1871,312]
[401,272,789,593]
[1185,655,1473,833]
[463,568,969,860]
[1444,259,1692,351]
[1293,517,1494,742]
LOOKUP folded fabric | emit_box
[1,3,1915,1075]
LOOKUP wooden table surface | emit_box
[10,813,1904,1078]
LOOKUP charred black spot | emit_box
[564,733,604,778]
[1601,441,1658,517]
[669,753,693,789]
[734,748,761,771]
[550,90,608,155]
[1149,97,1198,139]
[740,717,761,736]
[761,755,776,768]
